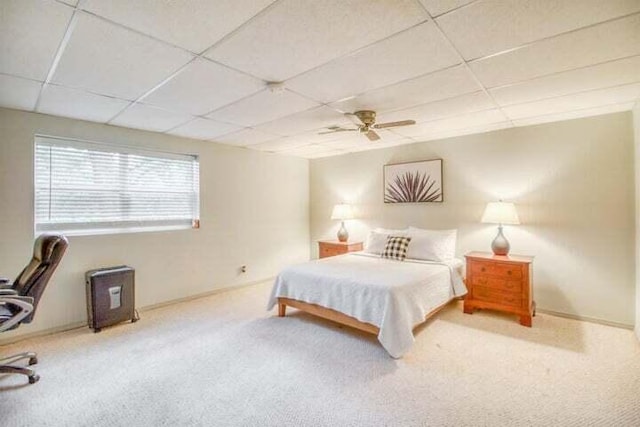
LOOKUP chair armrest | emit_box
[2,295,34,304]
[0,295,34,333]
[0,289,18,295]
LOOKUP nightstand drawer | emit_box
[471,276,522,292]
[320,246,344,258]
[318,241,363,259]
[473,286,521,307]
[470,261,522,279]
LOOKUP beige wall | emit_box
[310,112,635,326]
[634,102,640,340]
[0,108,309,340]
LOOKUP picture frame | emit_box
[383,159,443,203]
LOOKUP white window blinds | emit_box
[35,136,200,235]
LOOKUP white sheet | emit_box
[267,252,467,358]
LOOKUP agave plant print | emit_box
[384,159,443,203]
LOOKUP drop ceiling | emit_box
[1,0,639,159]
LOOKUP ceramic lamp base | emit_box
[337,221,349,242]
[491,225,510,256]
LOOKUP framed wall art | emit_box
[383,159,443,203]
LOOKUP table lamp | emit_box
[331,204,353,242]
[481,201,520,256]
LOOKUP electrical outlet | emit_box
[240,265,247,273]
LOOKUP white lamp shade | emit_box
[331,204,353,220]
[481,202,520,225]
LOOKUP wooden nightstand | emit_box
[318,240,363,259]
[463,251,535,327]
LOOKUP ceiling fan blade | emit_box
[318,127,357,135]
[365,130,381,141]
[373,120,416,129]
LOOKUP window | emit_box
[35,136,200,236]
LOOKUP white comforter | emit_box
[267,252,467,358]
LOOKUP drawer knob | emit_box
[507,270,512,275]
[481,267,486,272]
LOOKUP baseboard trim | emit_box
[0,320,89,347]
[537,308,634,330]
[0,278,273,346]
[2,281,632,346]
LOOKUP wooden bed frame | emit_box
[277,296,456,336]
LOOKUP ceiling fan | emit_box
[319,110,416,141]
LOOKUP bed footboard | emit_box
[276,297,454,337]
[277,297,379,335]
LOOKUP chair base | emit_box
[0,351,40,384]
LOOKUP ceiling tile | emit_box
[38,84,130,123]
[207,89,319,126]
[248,137,312,153]
[213,128,280,146]
[413,121,512,143]
[319,130,411,150]
[437,0,640,60]
[279,144,344,159]
[59,0,79,6]
[490,56,640,106]
[81,0,275,53]
[331,65,481,113]
[323,141,383,154]
[470,14,640,88]
[205,0,429,81]
[253,106,351,136]
[168,117,244,141]
[502,82,640,120]
[110,103,193,132]
[513,102,636,128]
[418,0,475,17]
[142,58,264,116]
[320,136,371,151]
[0,0,73,81]
[393,109,506,137]
[0,74,41,111]
[52,12,194,100]
[253,128,364,152]
[378,91,495,124]
[287,21,460,103]
[512,102,635,128]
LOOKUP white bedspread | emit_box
[267,252,467,358]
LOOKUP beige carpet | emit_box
[1,281,639,426]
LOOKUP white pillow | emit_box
[365,228,408,255]
[374,227,408,236]
[406,227,457,261]
[364,231,391,255]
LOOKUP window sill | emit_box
[36,224,196,237]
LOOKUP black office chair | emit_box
[0,233,68,384]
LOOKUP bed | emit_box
[267,252,467,358]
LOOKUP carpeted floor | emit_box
[1,281,639,426]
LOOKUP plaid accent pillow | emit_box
[381,236,412,261]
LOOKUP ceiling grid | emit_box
[0,0,638,158]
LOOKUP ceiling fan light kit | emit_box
[319,110,416,142]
